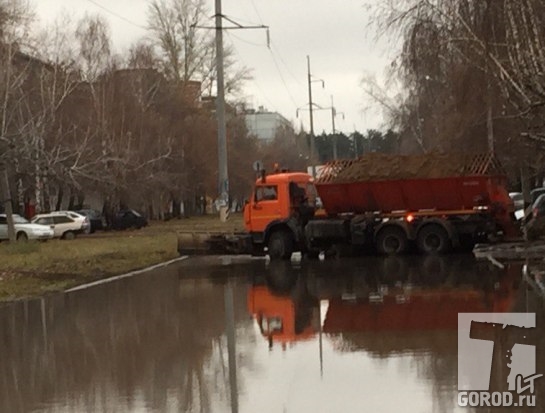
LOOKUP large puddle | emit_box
[1,255,543,412]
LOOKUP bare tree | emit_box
[75,13,111,83]
[147,0,251,98]
[371,0,545,189]
[148,0,211,82]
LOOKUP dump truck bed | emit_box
[315,153,511,215]
[316,175,508,215]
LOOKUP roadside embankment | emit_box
[0,214,243,302]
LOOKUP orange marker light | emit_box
[406,213,415,223]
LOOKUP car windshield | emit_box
[13,215,30,224]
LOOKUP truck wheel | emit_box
[266,262,296,293]
[376,227,408,254]
[268,230,294,260]
[417,225,451,254]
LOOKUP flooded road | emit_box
[1,255,543,413]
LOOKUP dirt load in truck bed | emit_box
[317,153,504,183]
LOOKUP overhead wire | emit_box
[248,0,305,89]
[224,15,300,112]
[268,49,300,110]
[84,0,147,29]
[227,31,266,48]
[225,31,279,113]
[269,43,305,88]
[249,0,303,87]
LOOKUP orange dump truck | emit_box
[178,153,518,259]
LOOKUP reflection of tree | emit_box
[0,262,255,412]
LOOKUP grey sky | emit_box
[33,0,394,134]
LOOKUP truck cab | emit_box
[243,172,317,258]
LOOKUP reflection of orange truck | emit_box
[248,266,518,346]
[179,153,517,259]
[248,286,316,347]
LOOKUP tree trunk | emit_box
[68,191,75,210]
[521,166,531,206]
[76,192,85,210]
[55,186,64,211]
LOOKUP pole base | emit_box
[219,205,229,222]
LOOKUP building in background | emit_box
[245,106,293,142]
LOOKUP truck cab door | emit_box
[248,184,283,233]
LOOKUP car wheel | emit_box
[16,232,28,242]
[63,231,76,240]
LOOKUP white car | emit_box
[0,214,54,241]
[31,211,90,240]
[509,192,526,220]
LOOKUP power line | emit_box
[225,32,279,112]
[249,0,265,23]
[226,30,299,111]
[248,0,304,88]
[270,44,305,88]
[228,31,266,48]
[84,0,147,29]
[268,49,300,109]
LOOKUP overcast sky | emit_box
[33,0,396,134]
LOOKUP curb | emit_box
[65,255,189,293]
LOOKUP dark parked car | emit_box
[111,209,148,230]
[76,209,104,233]
[531,187,545,204]
[524,194,545,241]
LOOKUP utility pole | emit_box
[224,283,239,413]
[330,95,344,160]
[307,56,316,177]
[352,132,359,159]
[194,1,268,221]
[307,56,324,178]
[0,162,15,242]
[215,0,229,222]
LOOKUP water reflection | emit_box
[0,255,542,413]
[249,256,519,348]
[247,256,543,413]
[0,264,253,413]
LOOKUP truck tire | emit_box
[417,224,451,254]
[268,230,294,260]
[376,226,408,255]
